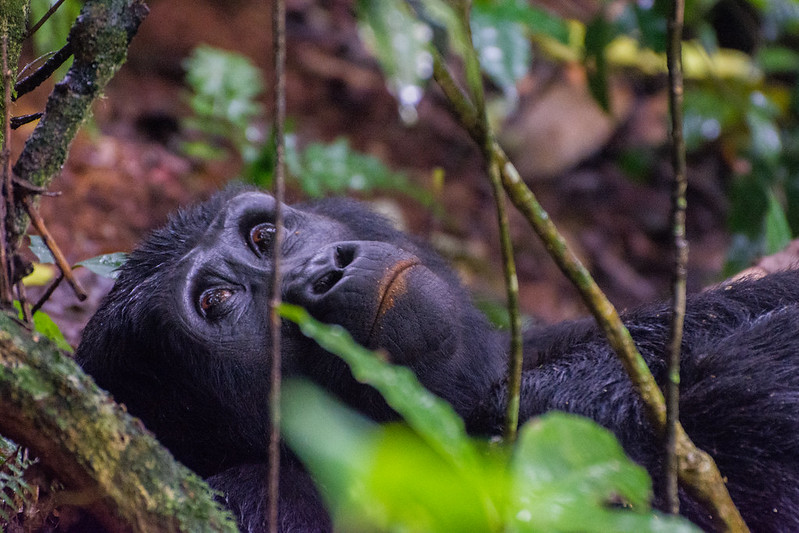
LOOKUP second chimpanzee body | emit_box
[76,187,799,532]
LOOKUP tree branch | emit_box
[0,312,238,532]
[11,0,149,241]
[665,0,689,515]
[432,36,748,533]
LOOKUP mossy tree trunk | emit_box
[0,313,239,532]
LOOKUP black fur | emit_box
[76,188,799,532]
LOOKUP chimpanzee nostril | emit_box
[334,245,356,269]
[312,270,343,294]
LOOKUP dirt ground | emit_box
[17,0,736,346]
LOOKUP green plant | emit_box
[0,439,34,526]
[279,304,699,532]
[182,45,428,203]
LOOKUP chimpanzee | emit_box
[75,186,799,532]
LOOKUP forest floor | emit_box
[16,0,737,345]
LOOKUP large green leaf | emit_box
[279,305,700,532]
[282,380,504,532]
[279,304,480,471]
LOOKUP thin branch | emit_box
[12,0,149,243]
[10,112,42,129]
[21,196,87,301]
[26,0,68,38]
[665,0,688,514]
[268,0,287,530]
[31,273,63,315]
[0,33,12,305]
[432,39,748,533]
[15,281,30,323]
[13,41,73,100]
[487,156,523,443]
[447,24,525,441]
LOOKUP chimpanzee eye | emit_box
[250,222,276,255]
[199,288,233,317]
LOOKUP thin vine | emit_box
[267,0,287,530]
[665,0,689,515]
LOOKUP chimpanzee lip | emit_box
[367,258,421,347]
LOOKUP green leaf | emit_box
[746,92,782,164]
[278,304,479,471]
[584,16,614,112]
[75,253,128,279]
[757,46,799,75]
[13,302,73,353]
[764,191,792,254]
[28,235,54,264]
[508,413,699,532]
[182,46,265,161]
[357,0,434,122]
[471,2,531,100]
[472,0,569,44]
[288,136,430,204]
[282,380,503,532]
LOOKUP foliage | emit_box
[0,439,35,526]
[12,301,72,353]
[354,0,799,272]
[182,45,265,164]
[182,45,428,203]
[279,303,699,532]
[29,0,83,55]
[28,235,128,279]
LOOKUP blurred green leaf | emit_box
[182,46,264,162]
[584,16,614,112]
[279,305,699,532]
[13,302,72,353]
[75,253,128,279]
[285,136,431,204]
[357,0,434,122]
[471,1,531,100]
[764,191,792,254]
[746,92,782,163]
[616,1,668,53]
[28,235,54,264]
[508,414,684,532]
[29,0,82,64]
[757,46,799,74]
[282,380,503,532]
[279,303,480,469]
[473,0,568,44]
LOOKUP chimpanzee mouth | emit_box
[367,258,421,346]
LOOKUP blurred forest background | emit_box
[16,0,799,345]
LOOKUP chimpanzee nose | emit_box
[306,244,357,295]
[283,242,362,304]
[282,241,419,327]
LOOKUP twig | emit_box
[15,281,30,323]
[488,156,523,442]
[665,0,688,514]
[26,0,68,38]
[21,196,86,301]
[431,32,748,533]
[0,33,12,305]
[449,21,525,442]
[31,273,63,315]
[268,0,287,529]
[11,112,42,129]
[13,41,73,100]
